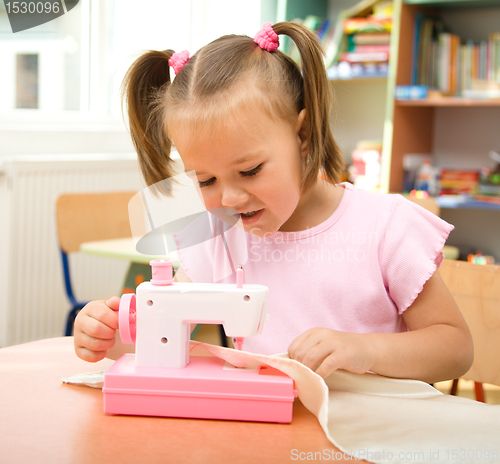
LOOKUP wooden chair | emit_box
[439,259,500,402]
[402,193,441,217]
[55,191,137,336]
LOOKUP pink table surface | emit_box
[0,337,362,464]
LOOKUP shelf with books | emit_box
[409,12,500,99]
[331,2,393,81]
[327,63,388,80]
[276,0,393,194]
[385,0,500,260]
[383,0,500,194]
[279,0,393,79]
[436,195,500,210]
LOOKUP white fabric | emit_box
[64,342,500,464]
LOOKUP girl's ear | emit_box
[296,109,309,158]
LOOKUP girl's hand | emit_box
[74,297,120,362]
[288,328,375,378]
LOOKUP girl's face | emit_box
[172,108,309,237]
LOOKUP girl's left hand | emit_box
[288,328,375,378]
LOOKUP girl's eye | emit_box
[198,164,262,188]
[198,177,216,188]
[240,164,263,177]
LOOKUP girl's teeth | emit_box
[242,210,259,217]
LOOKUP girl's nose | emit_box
[220,185,249,208]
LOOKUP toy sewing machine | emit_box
[103,259,297,423]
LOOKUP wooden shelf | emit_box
[384,0,500,194]
[436,196,500,210]
[395,98,500,107]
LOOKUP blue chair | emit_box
[55,192,137,336]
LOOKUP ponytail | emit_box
[273,22,344,189]
[121,22,344,192]
[121,50,176,187]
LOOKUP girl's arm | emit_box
[364,269,473,383]
[288,269,474,383]
[108,266,194,360]
[77,266,193,362]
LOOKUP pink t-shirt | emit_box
[175,183,454,355]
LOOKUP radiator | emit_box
[0,154,147,347]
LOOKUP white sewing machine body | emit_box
[135,281,268,369]
[102,260,296,423]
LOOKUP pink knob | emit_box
[150,259,174,286]
[119,293,136,344]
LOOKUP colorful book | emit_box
[347,43,391,53]
[411,13,423,85]
[341,51,389,63]
[351,33,390,45]
[344,17,392,34]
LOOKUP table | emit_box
[81,237,180,294]
[81,237,459,267]
[442,245,459,260]
[80,237,179,266]
[0,337,360,464]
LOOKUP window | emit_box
[0,0,264,123]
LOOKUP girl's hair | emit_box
[122,22,344,192]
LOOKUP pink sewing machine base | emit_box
[104,259,295,423]
[103,353,297,423]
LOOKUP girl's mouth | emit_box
[239,209,264,225]
[241,210,260,217]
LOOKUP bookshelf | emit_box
[395,98,500,106]
[273,0,500,257]
[276,1,499,200]
[273,0,392,185]
[384,0,500,259]
[382,0,500,194]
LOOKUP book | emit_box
[324,11,348,68]
[323,17,342,68]
[343,0,389,18]
[350,32,390,45]
[347,43,391,53]
[412,14,444,88]
[474,195,500,204]
[341,51,389,63]
[411,12,500,96]
[324,0,393,69]
[411,13,423,85]
[439,170,479,195]
[344,17,392,34]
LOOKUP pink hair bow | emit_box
[169,50,190,75]
[254,22,279,52]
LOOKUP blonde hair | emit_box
[122,22,344,192]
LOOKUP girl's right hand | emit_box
[73,296,120,362]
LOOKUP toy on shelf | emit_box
[467,252,495,265]
[477,150,500,198]
[103,259,297,423]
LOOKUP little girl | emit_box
[74,22,473,383]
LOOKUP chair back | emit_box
[55,191,137,253]
[440,259,500,386]
[402,193,441,216]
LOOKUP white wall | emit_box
[0,0,264,158]
[331,79,387,162]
